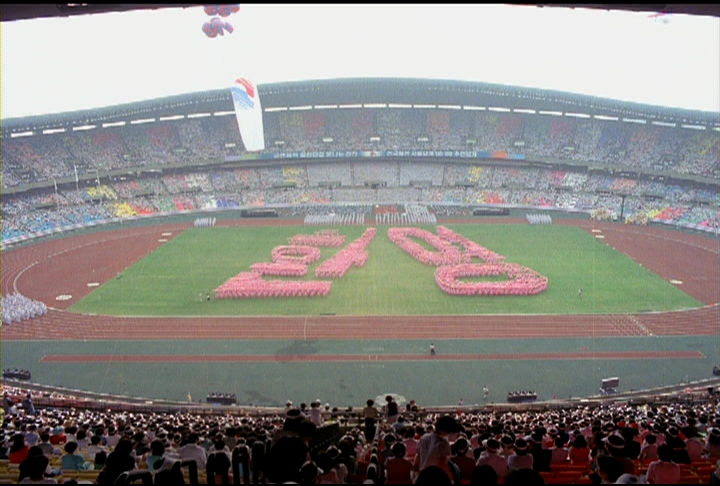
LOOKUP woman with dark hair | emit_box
[143,439,166,472]
[646,444,680,484]
[363,399,379,443]
[19,446,53,483]
[568,434,590,464]
[9,433,29,464]
[97,438,136,484]
[385,442,413,484]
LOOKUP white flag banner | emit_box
[231,78,265,152]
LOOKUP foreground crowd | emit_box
[2,388,720,484]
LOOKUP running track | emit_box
[40,351,706,363]
[2,219,719,341]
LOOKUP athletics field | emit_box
[2,216,719,406]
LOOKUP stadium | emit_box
[1,4,720,485]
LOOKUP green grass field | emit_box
[69,224,700,316]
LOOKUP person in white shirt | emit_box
[179,433,207,471]
[308,401,324,426]
[85,435,106,460]
[476,438,507,477]
[104,428,120,449]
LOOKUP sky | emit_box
[2,4,719,119]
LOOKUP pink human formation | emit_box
[215,272,331,298]
[271,245,322,265]
[289,230,346,247]
[387,227,463,266]
[388,227,548,296]
[435,226,505,263]
[435,263,548,296]
[216,228,376,299]
[249,262,308,277]
[315,228,376,278]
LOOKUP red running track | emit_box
[40,350,706,363]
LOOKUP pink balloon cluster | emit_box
[202,5,240,38]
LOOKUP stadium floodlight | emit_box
[72,124,97,131]
[363,103,386,108]
[264,107,287,112]
[388,103,412,109]
[102,121,126,128]
[538,110,562,116]
[488,107,511,112]
[438,105,462,110]
[594,115,619,121]
[314,105,338,109]
[43,128,67,135]
[10,131,33,138]
[338,104,362,109]
[414,104,436,109]
[681,124,706,130]
[565,113,591,118]
[513,109,536,114]
[213,111,235,117]
[129,118,155,125]
[463,106,486,111]
[652,121,676,127]
[159,115,185,121]
[187,113,211,119]
[289,105,313,111]
[322,137,334,143]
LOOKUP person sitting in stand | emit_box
[61,441,91,471]
[385,442,413,484]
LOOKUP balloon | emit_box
[202,21,218,38]
[202,6,239,38]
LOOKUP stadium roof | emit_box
[3,78,718,133]
[2,4,720,22]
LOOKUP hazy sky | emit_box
[2,4,719,119]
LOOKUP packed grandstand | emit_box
[2,78,720,484]
[2,79,719,248]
